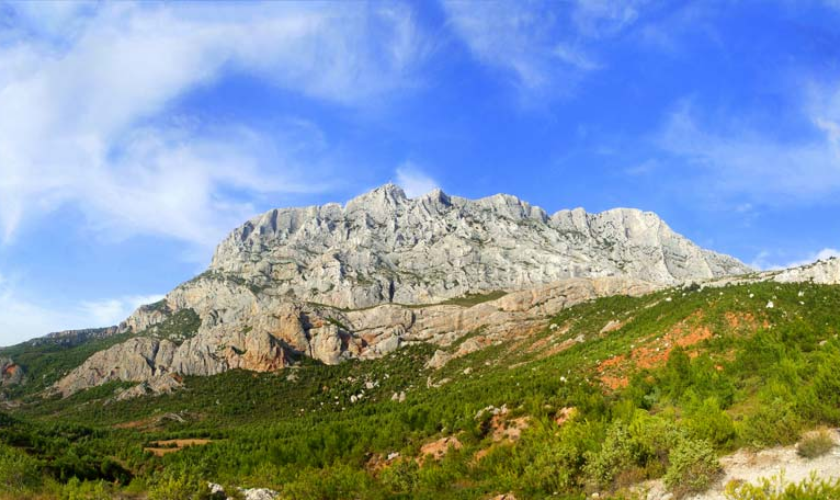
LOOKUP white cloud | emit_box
[395,163,440,198]
[80,294,166,328]
[440,0,645,96]
[572,0,647,38]
[655,95,840,205]
[0,271,163,346]
[441,1,602,94]
[751,248,840,271]
[0,2,427,253]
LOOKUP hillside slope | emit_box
[4,278,840,499]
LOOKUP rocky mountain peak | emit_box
[208,184,752,311]
[52,185,758,398]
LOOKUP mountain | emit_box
[209,183,749,308]
[3,186,840,499]
[45,185,757,397]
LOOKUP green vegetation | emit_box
[725,473,840,499]
[141,309,201,344]
[797,429,835,459]
[3,281,840,499]
[0,332,134,398]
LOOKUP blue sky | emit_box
[1,0,839,345]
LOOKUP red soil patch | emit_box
[473,447,492,462]
[599,353,627,369]
[144,439,212,457]
[601,375,629,390]
[597,310,716,390]
[491,416,530,443]
[724,311,769,331]
[554,407,577,426]
[419,436,462,463]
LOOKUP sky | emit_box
[0,0,839,346]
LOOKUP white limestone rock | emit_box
[53,185,756,396]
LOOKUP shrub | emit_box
[725,472,840,499]
[147,469,212,500]
[739,396,802,447]
[56,477,110,500]
[281,465,375,500]
[584,423,637,490]
[628,410,684,475]
[686,397,737,447]
[664,438,720,498]
[0,443,42,494]
[380,459,419,494]
[797,429,835,459]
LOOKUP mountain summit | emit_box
[52,185,752,397]
[209,184,750,309]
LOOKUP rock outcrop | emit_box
[54,185,754,397]
[707,257,840,288]
[30,327,120,348]
[209,184,750,310]
[57,276,659,396]
[1,357,23,388]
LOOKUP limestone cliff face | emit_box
[54,185,755,398]
[209,184,750,309]
[56,276,659,396]
[707,257,840,288]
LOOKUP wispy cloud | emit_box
[0,270,162,346]
[440,0,626,96]
[395,162,440,198]
[654,92,840,206]
[571,0,648,38]
[80,294,165,328]
[0,2,427,254]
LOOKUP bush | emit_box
[685,397,737,447]
[281,465,375,500]
[797,429,835,459]
[147,469,212,500]
[628,410,684,476]
[664,438,720,498]
[56,477,111,500]
[380,459,419,494]
[739,395,802,447]
[725,473,840,499]
[0,443,42,494]
[584,423,637,490]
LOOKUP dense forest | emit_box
[3,282,840,499]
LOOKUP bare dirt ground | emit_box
[144,438,213,457]
[640,430,840,499]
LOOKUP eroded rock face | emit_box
[707,258,840,288]
[33,327,120,348]
[208,184,750,309]
[56,276,660,396]
[1,357,23,388]
[53,185,754,397]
